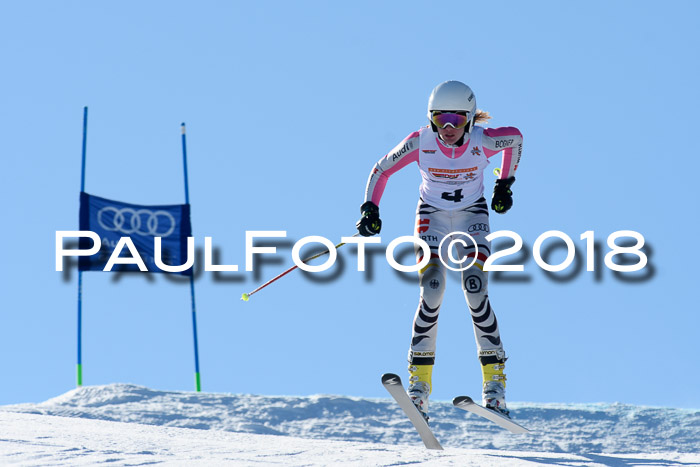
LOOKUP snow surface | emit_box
[1,384,698,466]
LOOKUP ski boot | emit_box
[480,351,510,417]
[407,364,432,423]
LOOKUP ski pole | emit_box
[241,233,359,301]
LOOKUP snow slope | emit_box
[1,384,698,465]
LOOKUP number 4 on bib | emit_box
[441,189,464,203]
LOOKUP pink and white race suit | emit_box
[363,125,523,367]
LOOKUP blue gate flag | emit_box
[78,191,193,275]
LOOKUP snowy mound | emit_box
[3,383,699,455]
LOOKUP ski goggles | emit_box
[431,111,469,129]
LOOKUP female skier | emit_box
[356,80,523,421]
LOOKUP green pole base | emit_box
[77,364,83,387]
[195,372,201,392]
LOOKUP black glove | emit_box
[491,176,515,214]
[356,201,382,236]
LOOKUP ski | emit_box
[453,395,530,434]
[381,373,443,450]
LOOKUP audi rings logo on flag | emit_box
[97,207,177,237]
[78,192,192,275]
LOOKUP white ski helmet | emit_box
[427,80,477,133]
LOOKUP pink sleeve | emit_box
[364,132,420,206]
[482,127,523,179]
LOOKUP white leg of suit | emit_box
[408,197,505,366]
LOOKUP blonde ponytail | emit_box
[474,109,492,124]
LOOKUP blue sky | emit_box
[1,1,699,409]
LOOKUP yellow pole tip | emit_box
[241,293,250,302]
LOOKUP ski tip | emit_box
[381,373,402,385]
[453,395,474,406]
